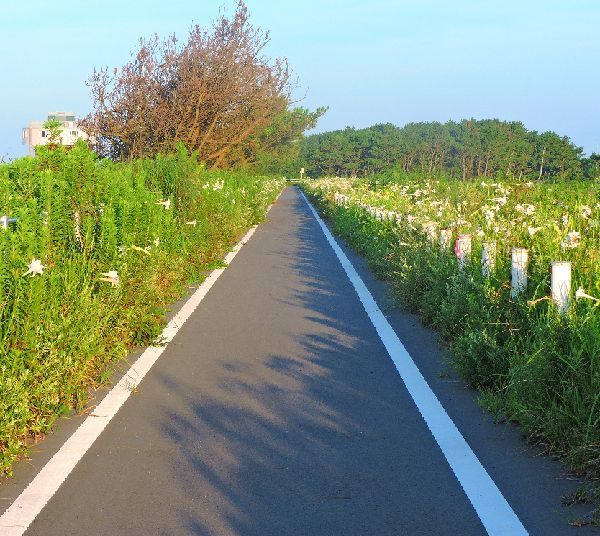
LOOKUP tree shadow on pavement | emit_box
[155,193,483,536]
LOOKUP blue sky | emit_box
[1,0,599,159]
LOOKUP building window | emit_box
[71,131,77,136]
[41,131,46,137]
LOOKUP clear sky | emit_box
[1,0,599,160]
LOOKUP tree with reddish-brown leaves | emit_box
[82,1,323,166]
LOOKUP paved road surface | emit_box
[1,187,595,535]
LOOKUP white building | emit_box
[22,112,89,154]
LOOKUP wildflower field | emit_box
[0,142,284,473]
[303,176,600,487]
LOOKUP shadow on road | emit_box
[154,193,481,535]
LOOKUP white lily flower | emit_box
[185,220,197,226]
[99,270,120,287]
[528,226,543,236]
[483,208,496,222]
[153,238,160,247]
[575,287,600,303]
[156,199,171,210]
[515,203,535,216]
[581,205,592,219]
[561,231,581,250]
[24,258,45,277]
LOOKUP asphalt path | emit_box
[1,187,596,535]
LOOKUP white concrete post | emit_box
[0,215,8,230]
[455,234,472,270]
[551,261,571,315]
[439,229,452,250]
[423,222,437,245]
[482,241,497,278]
[511,248,529,298]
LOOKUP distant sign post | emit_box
[300,167,305,180]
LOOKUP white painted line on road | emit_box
[0,200,278,535]
[300,190,528,536]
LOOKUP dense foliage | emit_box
[0,142,284,473]
[301,120,598,181]
[303,176,600,521]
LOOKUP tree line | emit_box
[300,120,599,180]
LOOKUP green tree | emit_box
[42,119,63,147]
[238,106,327,174]
[583,153,600,179]
[300,119,585,181]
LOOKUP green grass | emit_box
[0,142,284,474]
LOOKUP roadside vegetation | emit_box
[0,1,314,476]
[0,143,284,474]
[303,174,600,522]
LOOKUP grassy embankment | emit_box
[303,175,600,521]
[0,142,284,474]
